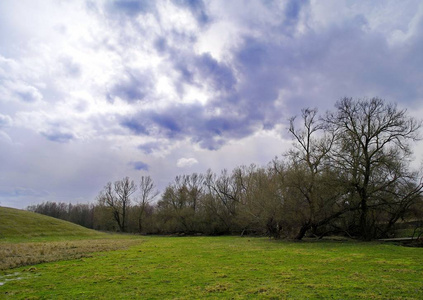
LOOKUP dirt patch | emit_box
[0,239,142,270]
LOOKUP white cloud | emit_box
[177,157,199,168]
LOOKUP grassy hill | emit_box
[0,207,142,270]
[0,206,104,242]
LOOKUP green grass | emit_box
[1,236,422,299]
[1,207,422,299]
[0,206,105,242]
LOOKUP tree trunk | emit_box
[359,196,370,240]
[295,223,310,240]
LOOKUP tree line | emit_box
[28,98,423,240]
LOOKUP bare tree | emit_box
[136,176,159,233]
[203,169,234,233]
[185,173,204,212]
[326,97,422,239]
[205,169,242,218]
[287,108,338,239]
[97,177,136,232]
[156,173,206,234]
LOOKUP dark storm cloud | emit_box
[115,2,305,150]
[308,17,423,106]
[171,51,237,93]
[228,37,292,123]
[194,53,237,91]
[120,118,149,135]
[121,102,259,150]
[226,6,423,118]
[121,104,198,140]
[108,70,153,103]
[150,112,182,138]
[112,0,423,151]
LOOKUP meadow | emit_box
[1,207,422,299]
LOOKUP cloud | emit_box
[282,0,309,33]
[59,56,81,78]
[194,53,237,91]
[107,0,155,17]
[121,118,149,135]
[108,69,154,103]
[130,161,149,171]
[174,0,210,25]
[0,55,19,78]
[168,50,237,94]
[0,114,12,144]
[0,114,12,128]
[41,131,74,143]
[120,102,259,150]
[0,186,49,198]
[0,131,12,144]
[15,83,43,103]
[138,141,162,154]
[0,80,43,103]
[177,157,198,168]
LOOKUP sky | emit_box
[1,0,423,209]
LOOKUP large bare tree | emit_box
[326,97,422,239]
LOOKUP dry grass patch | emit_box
[0,239,142,270]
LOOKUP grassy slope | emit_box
[0,207,142,270]
[1,236,423,299]
[0,206,104,242]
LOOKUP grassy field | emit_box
[1,207,423,299]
